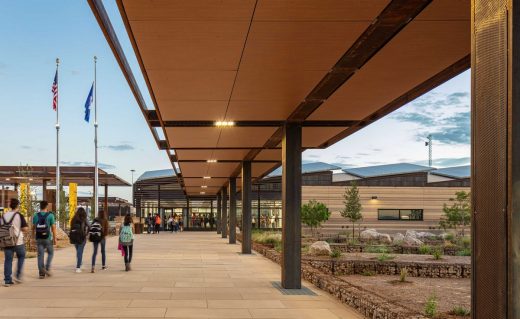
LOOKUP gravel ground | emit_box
[340,274,470,317]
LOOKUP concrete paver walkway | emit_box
[0,232,362,318]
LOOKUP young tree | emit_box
[301,200,331,237]
[340,182,363,240]
[439,191,471,237]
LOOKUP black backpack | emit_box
[35,212,50,240]
[89,220,102,243]
[69,221,85,245]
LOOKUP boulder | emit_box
[378,233,392,244]
[360,229,380,240]
[55,226,69,241]
[416,232,436,239]
[403,235,424,246]
[392,233,405,244]
[309,241,332,256]
[405,230,418,238]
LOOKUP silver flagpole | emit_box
[55,58,60,228]
[94,56,99,219]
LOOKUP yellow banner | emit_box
[69,183,77,223]
[19,183,30,216]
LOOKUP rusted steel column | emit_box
[229,177,237,244]
[281,123,302,289]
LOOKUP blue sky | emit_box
[0,1,470,201]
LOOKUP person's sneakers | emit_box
[91,267,95,273]
[75,268,82,273]
[39,273,45,279]
[13,277,23,284]
[101,266,108,271]
[3,282,13,287]
[45,269,52,277]
[125,263,130,272]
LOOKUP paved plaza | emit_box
[0,232,362,318]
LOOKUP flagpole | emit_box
[94,56,99,219]
[55,58,60,228]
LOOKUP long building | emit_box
[134,162,470,233]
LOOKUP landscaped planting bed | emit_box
[247,238,471,318]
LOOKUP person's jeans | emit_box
[123,245,133,264]
[92,238,106,267]
[4,244,26,283]
[36,239,54,275]
[74,242,86,268]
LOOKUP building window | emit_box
[378,209,423,221]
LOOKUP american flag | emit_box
[52,70,58,111]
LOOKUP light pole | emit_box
[130,169,135,204]
[130,169,136,220]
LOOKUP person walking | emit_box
[90,210,109,273]
[154,213,161,234]
[32,201,57,279]
[0,198,28,286]
[69,208,89,273]
[119,214,134,271]
[168,215,174,233]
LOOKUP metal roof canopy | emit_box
[88,0,470,196]
[0,166,130,187]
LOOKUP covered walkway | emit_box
[0,233,361,318]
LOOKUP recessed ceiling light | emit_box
[203,176,211,179]
[200,192,206,195]
[207,159,218,163]
[5,178,10,181]
[201,185,208,188]
[215,121,235,127]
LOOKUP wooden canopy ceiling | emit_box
[89,0,470,196]
[0,166,130,187]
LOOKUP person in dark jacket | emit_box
[69,208,89,273]
[91,210,109,273]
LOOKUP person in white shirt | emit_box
[1,198,29,286]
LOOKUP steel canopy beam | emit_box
[149,120,359,128]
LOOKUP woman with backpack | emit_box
[90,210,109,273]
[119,214,134,271]
[69,208,89,273]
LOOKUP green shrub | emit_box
[365,246,389,254]
[432,248,443,260]
[450,306,470,316]
[252,231,282,246]
[301,245,310,254]
[461,237,471,249]
[424,295,438,318]
[399,268,408,282]
[457,248,471,256]
[274,242,282,253]
[361,270,375,276]
[377,253,393,262]
[418,244,432,255]
[444,233,455,242]
[330,249,342,258]
[393,240,404,246]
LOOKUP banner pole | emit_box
[55,58,60,228]
[94,56,99,219]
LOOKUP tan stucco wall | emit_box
[302,186,470,233]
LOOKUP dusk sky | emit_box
[0,1,470,201]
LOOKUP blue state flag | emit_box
[84,83,93,122]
